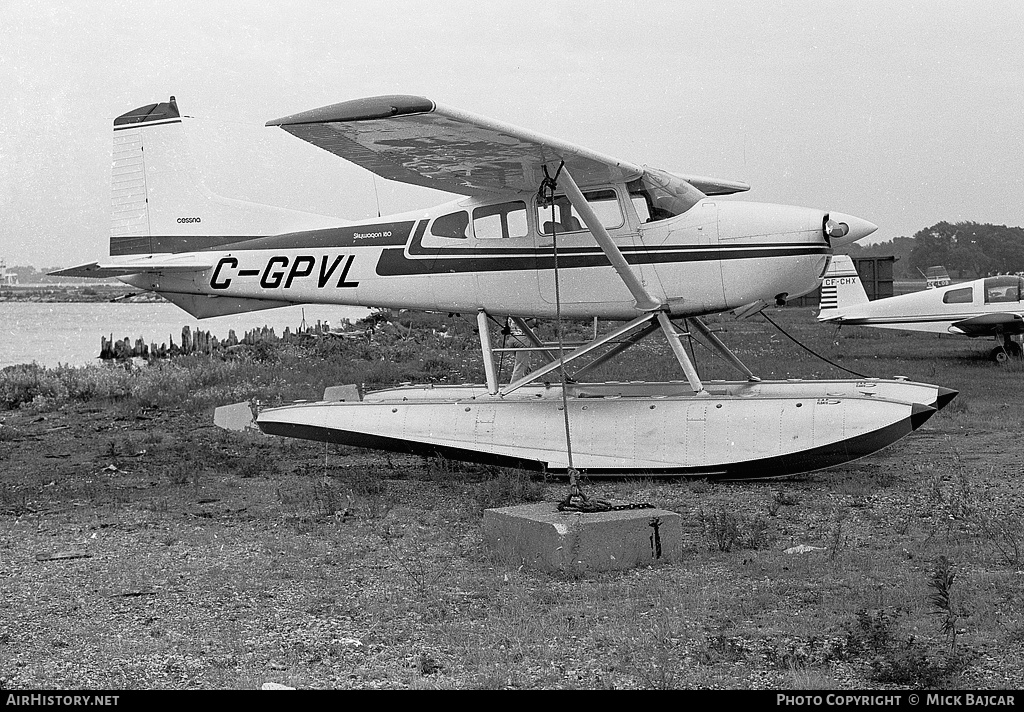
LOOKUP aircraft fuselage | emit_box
[121,194,834,320]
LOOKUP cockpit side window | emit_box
[628,169,705,223]
[983,276,1024,303]
[473,201,528,239]
[535,189,623,234]
[943,286,974,304]
[430,211,469,239]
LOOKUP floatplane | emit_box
[54,95,956,478]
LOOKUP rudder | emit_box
[818,254,869,321]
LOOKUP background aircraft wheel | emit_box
[1007,341,1024,359]
[992,347,1009,363]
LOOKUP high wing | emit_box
[950,312,1024,337]
[267,95,749,196]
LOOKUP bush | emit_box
[0,364,57,409]
[844,609,969,688]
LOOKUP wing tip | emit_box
[267,95,435,127]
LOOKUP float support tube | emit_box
[688,316,760,381]
[478,310,499,394]
[499,313,657,396]
[657,312,704,393]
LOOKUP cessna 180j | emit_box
[819,255,1024,362]
[54,95,956,478]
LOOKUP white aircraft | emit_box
[819,255,1024,362]
[54,95,956,477]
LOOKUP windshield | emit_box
[627,168,706,223]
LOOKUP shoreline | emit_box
[0,284,166,303]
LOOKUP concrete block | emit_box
[483,501,682,574]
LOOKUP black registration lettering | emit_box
[318,256,343,287]
[214,255,359,290]
[336,255,359,288]
[210,257,237,289]
[260,256,289,288]
[284,256,316,288]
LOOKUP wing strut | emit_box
[558,167,662,312]
[557,165,705,392]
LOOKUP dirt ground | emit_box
[2,378,1023,690]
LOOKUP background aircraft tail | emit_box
[109,96,343,256]
[922,265,951,289]
[817,254,869,321]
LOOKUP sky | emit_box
[2,0,1023,268]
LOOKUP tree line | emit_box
[843,221,1024,280]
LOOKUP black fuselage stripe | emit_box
[375,245,828,276]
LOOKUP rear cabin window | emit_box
[430,211,469,239]
[942,287,973,304]
[536,189,623,234]
[473,201,528,239]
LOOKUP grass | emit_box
[1,307,1023,689]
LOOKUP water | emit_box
[1,302,372,369]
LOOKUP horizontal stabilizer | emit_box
[158,292,295,319]
[50,258,215,278]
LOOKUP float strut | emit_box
[477,310,499,394]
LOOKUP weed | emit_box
[379,523,447,608]
[768,488,799,516]
[473,469,546,512]
[701,508,740,551]
[928,556,958,654]
[699,508,774,552]
[970,509,1023,566]
[310,475,343,517]
[340,470,390,519]
[828,509,847,561]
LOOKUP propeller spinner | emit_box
[823,212,878,247]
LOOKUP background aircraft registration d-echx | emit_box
[52,95,956,478]
[819,255,1024,362]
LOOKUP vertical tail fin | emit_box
[923,265,951,289]
[818,254,869,321]
[109,96,344,256]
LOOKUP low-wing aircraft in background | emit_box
[54,96,956,477]
[819,255,1024,362]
